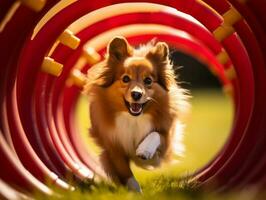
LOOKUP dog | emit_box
[83,36,189,192]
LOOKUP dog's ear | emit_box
[108,36,132,62]
[146,42,169,63]
[146,42,174,91]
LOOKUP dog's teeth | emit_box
[130,103,142,113]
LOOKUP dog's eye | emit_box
[144,77,153,86]
[122,75,130,83]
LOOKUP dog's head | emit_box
[94,37,176,116]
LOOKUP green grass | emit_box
[36,181,266,200]
[36,89,241,199]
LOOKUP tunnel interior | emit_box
[0,0,266,198]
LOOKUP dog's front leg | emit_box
[101,150,142,192]
[136,131,161,160]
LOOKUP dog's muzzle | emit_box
[124,99,148,116]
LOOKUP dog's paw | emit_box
[136,132,160,160]
[126,177,142,193]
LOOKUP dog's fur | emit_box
[83,37,189,191]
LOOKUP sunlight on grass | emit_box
[36,173,264,200]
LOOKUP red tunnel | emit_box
[0,0,266,198]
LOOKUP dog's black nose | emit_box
[131,91,142,101]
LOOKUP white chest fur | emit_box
[112,112,153,156]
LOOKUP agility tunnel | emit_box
[0,0,266,198]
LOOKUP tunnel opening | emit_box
[74,47,234,185]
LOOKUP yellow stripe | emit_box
[20,0,46,12]
[216,50,229,65]
[213,25,235,42]
[66,69,86,87]
[225,65,236,80]
[41,57,63,77]
[223,7,242,26]
[223,84,234,97]
[58,29,80,50]
[83,47,101,66]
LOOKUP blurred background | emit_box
[75,48,233,184]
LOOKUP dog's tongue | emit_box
[131,103,142,112]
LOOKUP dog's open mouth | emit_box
[124,99,147,116]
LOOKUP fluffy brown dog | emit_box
[83,37,189,192]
